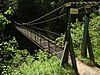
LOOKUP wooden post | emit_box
[55,43,56,51]
[48,40,50,51]
[61,41,69,65]
[35,33,36,42]
[87,31,95,64]
[61,7,79,75]
[68,12,79,75]
[81,14,89,57]
[82,13,95,64]
[40,34,41,44]
[61,6,70,66]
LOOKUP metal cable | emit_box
[24,5,65,24]
[23,13,66,26]
[14,1,100,25]
[26,25,61,36]
[14,13,66,26]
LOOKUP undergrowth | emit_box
[0,37,75,75]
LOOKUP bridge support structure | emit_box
[61,7,79,75]
[81,13,95,64]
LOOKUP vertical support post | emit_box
[35,32,36,42]
[55,43,56,51]
[30,30,31,37]
[44,38,45,47]
[64,7,69,45]
[39,34,41,44]
[87,31,95,64]
[48,40,50,51]
[61,7,79,75]
[82,13,95,64]
[81,14,89,57]
[61,7,70,66]
[25,28,27,35]
[68,12,79,75]
[61,41,69,65]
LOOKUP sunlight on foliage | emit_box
[4,7,14,15]
[55,33,65,48]
[0,14,11,30]
[0,6,14,30]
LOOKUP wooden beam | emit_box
[81,14,90,57]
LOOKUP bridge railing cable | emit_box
[17,25,57,44]
[26,26,61,36]
[14,13,66,26]
[14,1,100,26]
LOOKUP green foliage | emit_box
[71,19,84,50]
[55,34,65,48]
[0,37,18,74]
[4,7,14,15]
[89,14,100,50]
[6,50,74,75]
[0,13,11,30]
[0,7,14,30]
[94,50,100,65]
[55,13,100,65]
[0,38,75,75]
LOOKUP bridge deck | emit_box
[15,26,64,58]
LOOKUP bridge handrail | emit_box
[14,20,61,37]
[27,26,61,36]
[16,25,56,44]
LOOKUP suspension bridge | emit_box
[13,1,100,75]
[15,25,64,57]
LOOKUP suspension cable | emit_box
[14,13,66,26]
[14,1,100,26]
[24,5,65,24]
[23,13,66,26]
[26,25,61,36]
[13,20,22,25]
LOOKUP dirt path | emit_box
[76,60,100,75]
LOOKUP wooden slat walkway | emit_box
[15,26,64,57]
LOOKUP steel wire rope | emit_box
[23,5,65,24]
[14,21,61,36]
[14,14,66,36]
[13,20,22,25]
[21,13,66,26]
[14,13,66,37]
[14,1,100,25]
[13,1,100,26]
[26,25,61,36]
[14,13,66,26]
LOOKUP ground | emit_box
[77,60,100,75]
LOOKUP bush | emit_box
[0,37,75,75]
[5,50,74,75]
